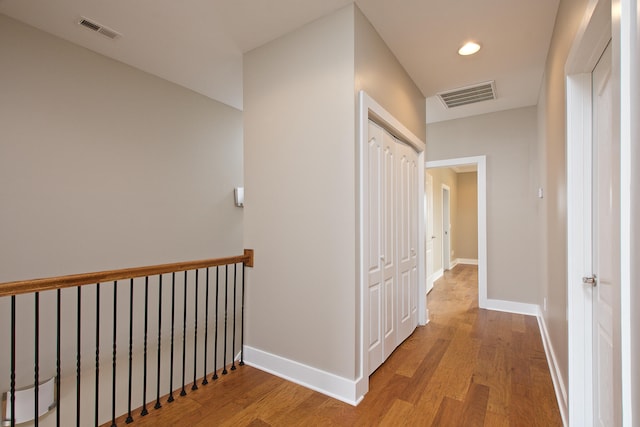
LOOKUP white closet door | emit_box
[396,140,418,343]
[366,121,384,373]
[367,121,398,373]
[381,130,397,360]
[366,122,418,374]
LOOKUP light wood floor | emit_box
[108,264,562,426]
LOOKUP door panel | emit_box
[396,141,418,343]
[367,122,383,372]
[381,131,396,360]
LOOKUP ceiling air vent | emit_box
[437,81,496,108]
[78,17,121,40]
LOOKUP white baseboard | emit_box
[482,298,539,316]
[482,301,567,426]
[455,258,478,265]
[243,345,363,406]
[427,268,443,294]
[536,309,568,427]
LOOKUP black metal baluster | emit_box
[212,267,219,381]
[95,283,100,427]
[180,271,187,397]
[126,279,134,424]
[35,292,39,427]
[76,287,81,427]
[231,264,237,371]
[10,295,16,427]
[191,270,198,391]
[111,281,117,427]
[222,265,228,375]
[154,275,163,410]
[240,263,246,366]
[140,277,149,416]
[56,289,61,426]
[202,268,210,386]
[167,273,176,403]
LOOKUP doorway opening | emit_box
[425,156,487,308]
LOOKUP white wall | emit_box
[0,15,244,284]
[243,6,357,379]
[426,107,540,303]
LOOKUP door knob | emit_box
[582,275,597,286]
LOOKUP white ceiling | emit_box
[0,0,559,123]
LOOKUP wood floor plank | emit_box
[101,265,562,427]
[378,399,415,426]
[484,410,510,427]
[430,396,463,427]
[396,337,449,404]
[460,382,490,426]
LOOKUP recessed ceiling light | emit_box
[458,41,481,56]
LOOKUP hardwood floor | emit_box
[107,264,562,426]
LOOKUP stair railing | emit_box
[0,249,253,427]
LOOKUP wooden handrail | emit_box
[0,249,254,298]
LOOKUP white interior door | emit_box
[396,140,418,344]
[442,186,451,270]
[366,121,419,374]
[366,122,398,373]
[381,130,397,360]
[425,173,435,293]
[591,41,621,427]
[366,122,385,373]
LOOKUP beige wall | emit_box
[243,5,425,381]
[0,15,244,283]
[243,6,357,379]
[354,6,426,140]
[456,172,478,260]
[426,107,539,303]
[0,15,245,424]
[536,0,590,392]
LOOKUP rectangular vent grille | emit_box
[438,81,496,108]
[78,17,121,40]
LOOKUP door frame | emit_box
[357,91,425,400]
[565,0,634,424]
[426,157,487,308]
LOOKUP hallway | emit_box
[108,264,561,426]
